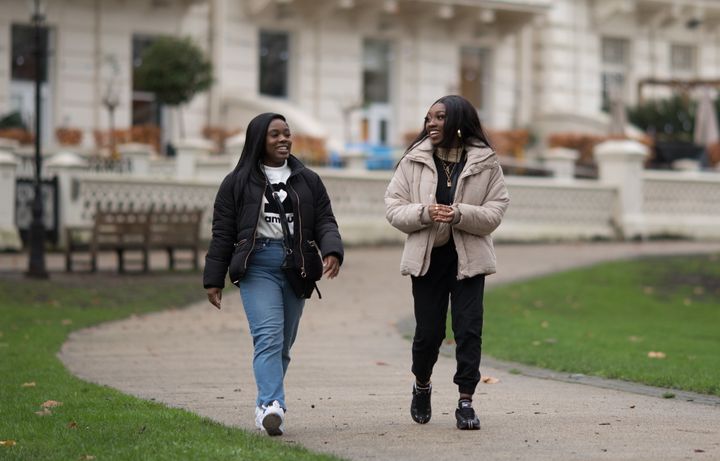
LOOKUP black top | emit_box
[433,153,466,205]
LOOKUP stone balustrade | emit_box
[2,139,720,250]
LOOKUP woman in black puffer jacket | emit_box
[203,112,343,436]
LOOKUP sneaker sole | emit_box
[456,419,481,430]
[262,413,283,436]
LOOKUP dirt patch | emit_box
[640,253,720,302]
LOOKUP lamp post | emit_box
[102,56,120,160]
[26,0,48,279]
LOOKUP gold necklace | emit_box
[440,159,457,187]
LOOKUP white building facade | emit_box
[2,0,720,153]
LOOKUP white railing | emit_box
[499,177,617,240]
[643,170,720,239]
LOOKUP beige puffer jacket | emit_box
[385,137,509,279]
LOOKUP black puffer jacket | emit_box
[203,155,343,289]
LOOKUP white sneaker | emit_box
[254,406,264,431]
[256,401,285,436]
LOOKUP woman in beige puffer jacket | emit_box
[384,95,509,431]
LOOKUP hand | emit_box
[428,204,455,223]
[206,287,222,310]
[322,255,340,280]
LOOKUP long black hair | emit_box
[405,95,492,153]
[232,112,287,176]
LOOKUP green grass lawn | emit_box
[457,253,720,395]
[0,272,343,461]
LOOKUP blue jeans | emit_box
[239,239,305,409]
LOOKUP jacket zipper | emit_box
[308,240,322,260]
[239,177,266,278]
[288,182,307,277]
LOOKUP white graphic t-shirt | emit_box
[257,162,293,239]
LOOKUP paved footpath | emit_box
[60,242,720,461]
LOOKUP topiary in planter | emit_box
[134,36,213,139]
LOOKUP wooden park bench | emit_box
[65,208,202,273]
[147,209,202,271]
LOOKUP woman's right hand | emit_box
[428,204,455,223]
[206,287,222,310]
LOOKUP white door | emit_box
[361,103,392,146]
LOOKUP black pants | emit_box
[411,243,485,395]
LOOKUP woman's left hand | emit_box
[323,255,340,279]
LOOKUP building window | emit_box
[132,35,162,127]
[12,24,48,82]
[601,37,630,110]
[362,38,392,104]
[259,30,290,97]
[460,47,490,114]
[670,44,696,75]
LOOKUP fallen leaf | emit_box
[683,298,692,306]
[540,321,549,328]
[35,408,52,416]
[68,421,78,429]
[375,361,389,366]
[695,449,705,453]
[693,287,705,295]
[481,376,500,384]
[627,336,642,343]
[532,340,541,346]
[0,440,17,447]
[79,455,96,460]
[61,319,73,325]
[642,286,654,295]
[22,382,36,388]
[42,400,63,408]
[647,351,666,359]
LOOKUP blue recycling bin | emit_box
[366,144,394,170]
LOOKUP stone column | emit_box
[118,143,153,176]
[0,149,22,251]
[542,147,578,182]
[594,140,649,239]
[175,139,214,180]
[46,151,89,248]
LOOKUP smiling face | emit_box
[264,118,292,167]
[424,103,447,146]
